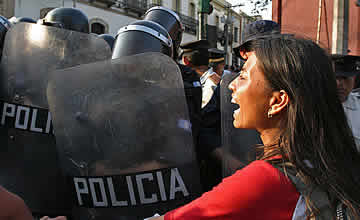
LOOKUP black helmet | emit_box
[0,16,11,57]
[144,6,183,59]
[39,7,89,33]
[14,17,37,24]
[112,20,173,59]
[98,34,115,51]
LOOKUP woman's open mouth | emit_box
[231,97,241,117]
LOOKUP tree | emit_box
[249,0,272,15]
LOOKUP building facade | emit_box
[2,0,256,65]
[272,0,360,56]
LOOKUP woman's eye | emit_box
[239,70,248,79]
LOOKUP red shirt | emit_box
[165,160,299,220]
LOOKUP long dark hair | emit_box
[254,36,360,217]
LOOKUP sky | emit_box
[227,0,272,20]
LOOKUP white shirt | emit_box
[343,89,360,152]
[201,68,218,108]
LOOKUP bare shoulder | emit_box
[0,186,33,220]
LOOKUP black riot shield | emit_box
[47,52,202,220]
[0,23,111,216]
[220,73,262,178]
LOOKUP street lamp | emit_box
[223,3,244,65]
[198,0,214,40]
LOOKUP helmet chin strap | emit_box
[38,19,64,29]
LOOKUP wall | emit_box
[273,0,334,51]
[63,1,137,35]
[348,2,360,55]
[272,0,360,56]
[14,0,62,20]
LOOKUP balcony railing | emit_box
[86,0,198,35]
[147,3,198,35]
[116,0,148,17]
[178,13,197,35]
[87,0,115,7]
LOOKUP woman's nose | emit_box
[228,78,237,91]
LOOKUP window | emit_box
[153,0,162,5]
[215,15,219,29]
[91,22,105,34]
[234,27,239,43]
[189,2,196,18]
[173,0,181,12]
[90,18,109,34]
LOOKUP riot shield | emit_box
[47,52,202,220]
[220,73,262,178]
[0,23,111,216]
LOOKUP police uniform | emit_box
[333,54,360,152]
[179,40,210,147]
[343,90,360,151]
[201,48,225,108]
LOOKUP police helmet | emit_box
[112,20,173,59]
[98,34,115,51]
[14,17,37,24]
[39,7,89,33]
[144,6,183,59]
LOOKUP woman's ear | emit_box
[183,56,190,66]
[239,50,248,60]
[268,90,289,117]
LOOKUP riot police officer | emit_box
[0,13,111,219]
[112,20,173,59]
[144,6,184,60]
[143,7,204,152]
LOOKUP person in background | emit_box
[201,48,226,108]
[149,35,360,220]
[333,54,360,151]
[179,40,210,78]
[178,40,211,174]
[223,64,232,76]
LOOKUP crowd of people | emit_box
[0,5,359,220]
